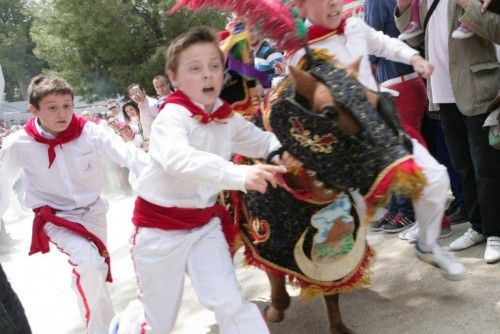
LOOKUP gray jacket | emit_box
[395,0,500,115]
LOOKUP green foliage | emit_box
[0,0,47,101]
[28,0,228,101]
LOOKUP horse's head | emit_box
[286,54,380,136]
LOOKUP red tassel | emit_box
[167,0,306,52]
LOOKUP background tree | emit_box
[0,0,47,101]
[29,0,227,101]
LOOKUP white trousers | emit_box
[129,218,269,334]
[44,197,115,334]
[411,139,450,251]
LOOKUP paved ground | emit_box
[1,194,499,334]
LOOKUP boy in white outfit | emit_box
[111,26,299,334]
[291,0,466,280]
[0,74,149,333]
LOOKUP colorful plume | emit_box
[167,0,307,53]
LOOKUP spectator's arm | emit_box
[461,0,500,44]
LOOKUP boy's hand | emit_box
[410,55,434,79]
[245,164,287,194]
[273,151,303,169]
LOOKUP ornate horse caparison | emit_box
[238,50,425,334]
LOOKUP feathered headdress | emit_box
[167,0,307,53]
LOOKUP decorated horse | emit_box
[167,1,427,333]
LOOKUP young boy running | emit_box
[111,26,299,334]
[0,74,149,333]
[290,0,466,280]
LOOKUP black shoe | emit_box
[383,214,416,233]
[448,206,468,225]
[371,213,395,232]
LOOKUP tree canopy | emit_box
[0,0,47,101]
[1,0,227,102]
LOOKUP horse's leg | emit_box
[324,293,353,334]
[264,271,291,323]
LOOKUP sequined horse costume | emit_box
[168,2,426,333]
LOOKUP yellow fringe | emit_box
[299,274,372,301]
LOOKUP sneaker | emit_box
[398,21,423,41]
[399,222,419,242]
[383,214,415,233]
[108,315,120,334]
[109,301,151,334]
[448,206,468,225]
[416,243,467,280]
[449,227,486,251]
[399,219,453,243]
[451,24,474,39]
[484,236,500,264]
[370,212,395,231]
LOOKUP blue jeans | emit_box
[439,104,500,236]
[0,264,31,334]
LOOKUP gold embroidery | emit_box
[289,117,336,153]
[245,218,271,244]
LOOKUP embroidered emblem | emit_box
[289,117,336,153]
[310,194,355,259]
[245,218,271,244]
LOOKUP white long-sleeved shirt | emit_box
[138,96,159,140]
[0,118,150,217]
[287,17,419,91]
[135,98,281,209]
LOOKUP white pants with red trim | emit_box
[411,139,450,251]
[127,218,269,334]
[44,197,115,334]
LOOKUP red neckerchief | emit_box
[307,18,347,44]
[159,90,233,124]
[30,206,112,282]
[24,114,87,168]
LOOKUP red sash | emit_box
[133,197,237,249]
[24,114,87,168]
[30,206,112,282]
[158,90,233,124]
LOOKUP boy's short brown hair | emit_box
[165,26,224,74]
[28,74,74,108]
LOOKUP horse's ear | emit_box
[346,56,362,79]
[288,66,318,102]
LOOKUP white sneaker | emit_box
[484,236,500,264]
[109,301,151,334]
[398,21,423,41]
[416,243,467,280]
[451,26,474,39]
[399,223,452,243]
[399,223,419,242]
[449,227,485,251]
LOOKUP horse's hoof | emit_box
[264,305,285,323]
[330,324,354,334]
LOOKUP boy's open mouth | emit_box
[203,87,215,93]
